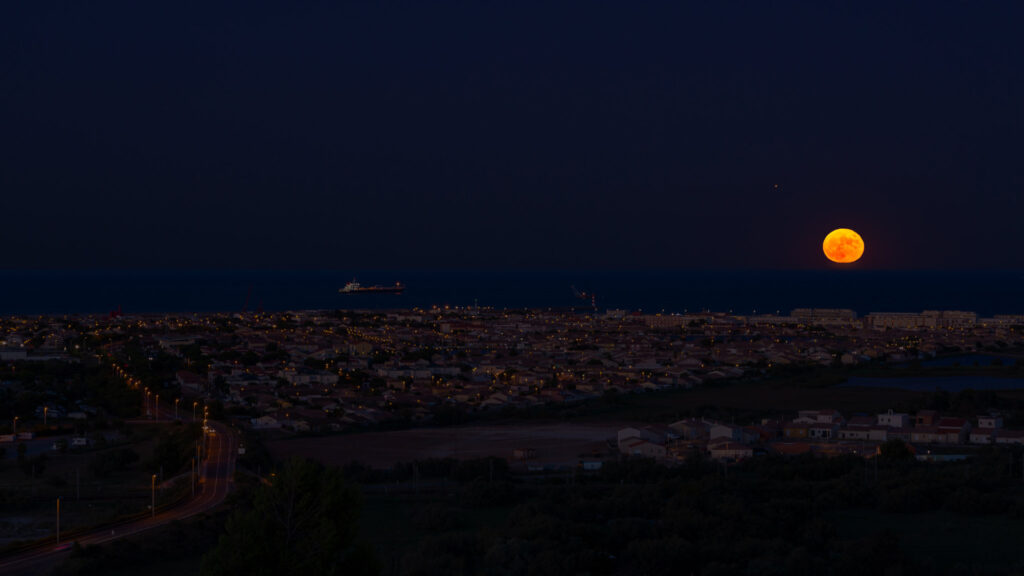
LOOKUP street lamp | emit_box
[192,401,198,422]
[13,416,18,436]
[44,406,48,427]
[56,497,60,544]
[151,474,157,517]
[175,398,180,420]
[155,394,159,419]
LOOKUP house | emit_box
[840,416,875,440]
[914,410,938,428]
[281,418,311,432]
[251,415,282,429]
[176,371,205,392]
[847,416,874,428]
[709,423,745,442]
[877,409,910,428]
[645,425,681,442]
[668,442,706,462]
[910,427,945,444]
[995,430,1024,445]
[617,427,664,453]
[669,418,709,440]
[794,409,844,426]
[513,448,537,460]
[887,427,913,442]
[747,423,779,442]
[866,427,890,441]
[969,429,994,444]
[977,415,1003,429]
[936,417,969,444]
[808,422,839,441]
[707,440,753,461]
[841,417,890,441]
[839,426,871,441]
[783,422,810,439]
[621,438,667,459]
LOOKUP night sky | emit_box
[2,2,1021,270]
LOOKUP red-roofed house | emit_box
[910,427,945,444]
[995,430,1024,445]
[937,417,969,444]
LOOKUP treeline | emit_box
[366,447,1024,575]
[149,422,203,477]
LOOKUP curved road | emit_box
[0,406,238,575]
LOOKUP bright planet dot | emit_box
[822,228,864,263]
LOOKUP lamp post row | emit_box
[57,359,211,533]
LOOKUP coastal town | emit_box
[3,306,1024,574]
[2,306,1023,447]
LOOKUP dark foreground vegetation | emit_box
[53,443,1024,576]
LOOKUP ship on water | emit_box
[339,280,405,294]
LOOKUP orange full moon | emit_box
[822,228,864,263]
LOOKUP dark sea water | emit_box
[0,269,1023,316]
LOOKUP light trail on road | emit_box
[0,404,237,576]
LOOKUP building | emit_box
[877,409,910,428]
[995,430,1024,445]
[790,308,859,327]
[707,440,753,461]
[914,410,938,428]
[978,415,1003,429]
[621,438,667,459]
[794,409,844,426]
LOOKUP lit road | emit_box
[0,405,238,576]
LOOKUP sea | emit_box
[0,269,1023,317]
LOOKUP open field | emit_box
[266,421,625,469]
[267,365,1024,471]
[264,379,943,469]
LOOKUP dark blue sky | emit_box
[2,1,1021,269]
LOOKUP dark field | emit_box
[266,422,619,469]
[265,378,938,469]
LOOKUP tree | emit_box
[201,457,378,576]
[150,424,200,476]
[878,439,913,462]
